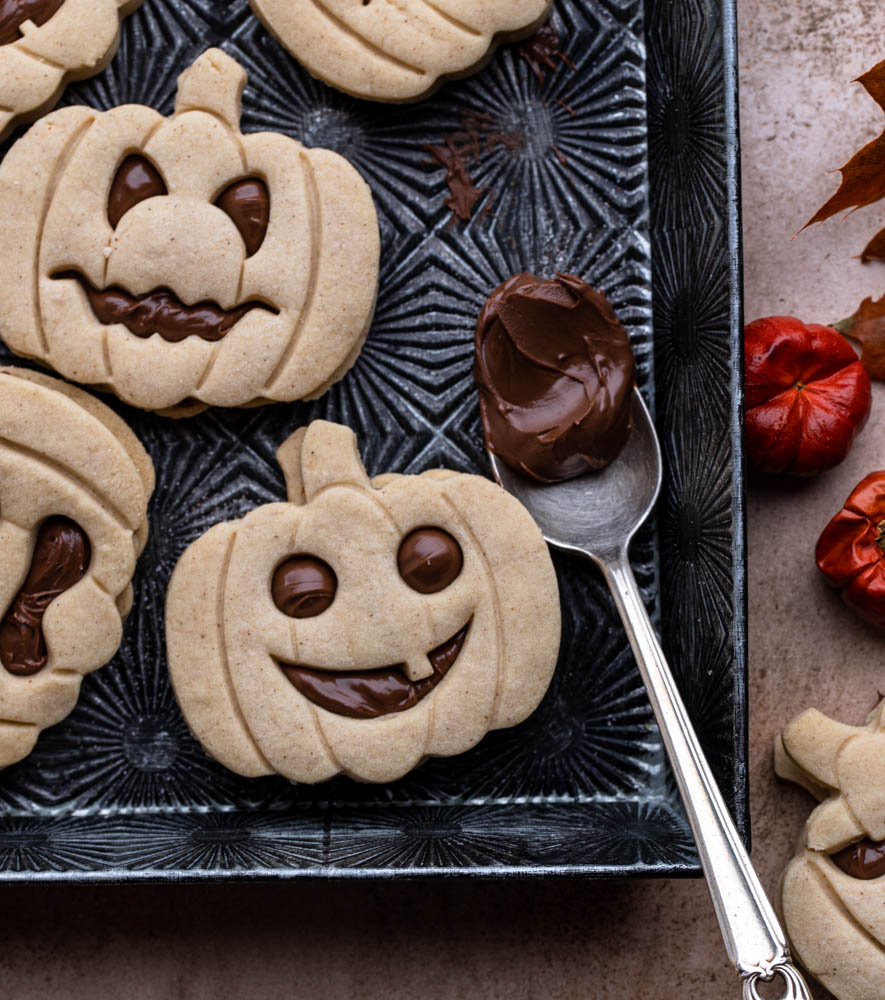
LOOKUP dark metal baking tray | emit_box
[0,0,745,880]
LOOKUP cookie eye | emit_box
[108,155,167,228]
[831,838,885,880]
[214,178,270,256]
[272,556,337,618]
[397,528,463,594]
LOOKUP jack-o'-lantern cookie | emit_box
[166,421,560,784]
[0,365,153,769]
[775,701,885,1000]
[0,0,142,141]
[249,0,551,103]
[0,48,380,417]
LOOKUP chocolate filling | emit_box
[1,516,90,677]
[0,0,64,46]
[831,838,885,880]
[278,621,471,719]
[53,271,277,343]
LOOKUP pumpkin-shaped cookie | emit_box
[0,365,153,769]
[0,48,380,417]
[249,0,551,102]
[775,701,885,1000]
[0,0,142,141]
[166,421,560,784]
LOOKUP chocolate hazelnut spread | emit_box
[108,155,167,229]
[0,516,90,676]
[474,273,635,483]
[397,528,463,594]
[831,838,885,880]
[215,178,270,257]
[279,621,470,719]
[0,0,64,46]
[54,271,274,343]
[272,556,337,619]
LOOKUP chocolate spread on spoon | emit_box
[474,272,635,483]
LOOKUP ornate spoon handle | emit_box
[598,546,811,1000]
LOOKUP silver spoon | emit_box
[488,389,810,1000]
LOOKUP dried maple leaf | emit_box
[862,226,885,263]
[806,59,885,235]
[834,294,885,378]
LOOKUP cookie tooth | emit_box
[0,0,143,142]
[166,419,561,785]
[0,365,154,769]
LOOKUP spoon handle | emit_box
[601,547,811,1000]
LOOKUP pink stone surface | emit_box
[4,2,885,997]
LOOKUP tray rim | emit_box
[0,0,747,882]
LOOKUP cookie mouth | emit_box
[276,619,472,719]
[0,0,65,46]
[53,270,278,343]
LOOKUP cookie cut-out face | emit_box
[166,420,561,784]
[0,0,142,140]
[775,702,885,1000]
[249,0,551,102]
[0,366,153,770]
[0,48,380,416]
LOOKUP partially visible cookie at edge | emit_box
[775,700,885,1000]
[0,47,380,416]
[249,0,552,102]
[0,0,143,141]
[0,365,153,769]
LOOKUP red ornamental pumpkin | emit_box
[816,472,885,629]
[744,316,871,476]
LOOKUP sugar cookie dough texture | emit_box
[0,48,380,416]
[0,366,153,769]
[249,0,552,102]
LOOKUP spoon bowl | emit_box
[488,390,661,559]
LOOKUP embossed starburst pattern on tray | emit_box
[0,0,745,878]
